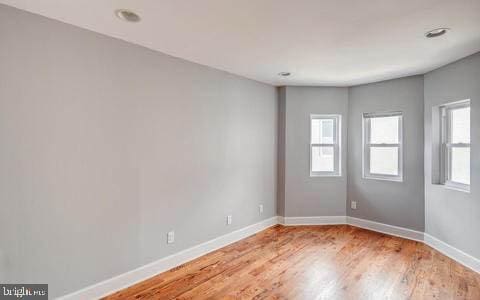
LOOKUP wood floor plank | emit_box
[104,225,480,300]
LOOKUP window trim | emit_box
[440,100,470,192]
[362,111,403,182]
[309,114,341,177]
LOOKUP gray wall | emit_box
[283,87,349,217]
[347,76,425,231]
[424,52,480,259]
[0,5,277,297]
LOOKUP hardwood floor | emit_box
[104,225,480,300]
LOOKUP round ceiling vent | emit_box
[115,9,141,23]
[425,28,449,38]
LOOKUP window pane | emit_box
[369,147,398,175]
[312,146,334,172]
[451,107,470,143]
[451,147,470,185]
[311,118,334,144]
[320,119,334,143]
[370,116,399,144]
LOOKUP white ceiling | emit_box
[2,0,480,86]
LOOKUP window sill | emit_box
[440,183,470,193]
[362,175,403,182]
[310,173,342,178]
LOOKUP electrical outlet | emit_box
[259,204,264,214]
[227,215,232,225]
[167,231,175,244]
[351,201,357,210]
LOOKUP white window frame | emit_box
[362,111,403,182]
[440,100,470,192]
[310,114,341,177]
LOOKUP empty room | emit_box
[1,0,479,299]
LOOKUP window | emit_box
[363,112,403,181]
[310,115,341,176]
[440,100,470,191]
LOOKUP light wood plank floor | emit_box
[104,225,480,299]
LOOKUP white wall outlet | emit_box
[351,201,357,210]
[167,231,175,244]
[227,215,232,225]
[259,204,264,214]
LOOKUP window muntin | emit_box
[310,115,341,176]
[441,101,470,190]
[363,112,403,181]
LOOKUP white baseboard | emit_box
[277,216,285,225]
[58,216,279,300]
[346,216,424,242]
[280,216,423,242]
[424,233,480,274]
[282,216,346,225]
